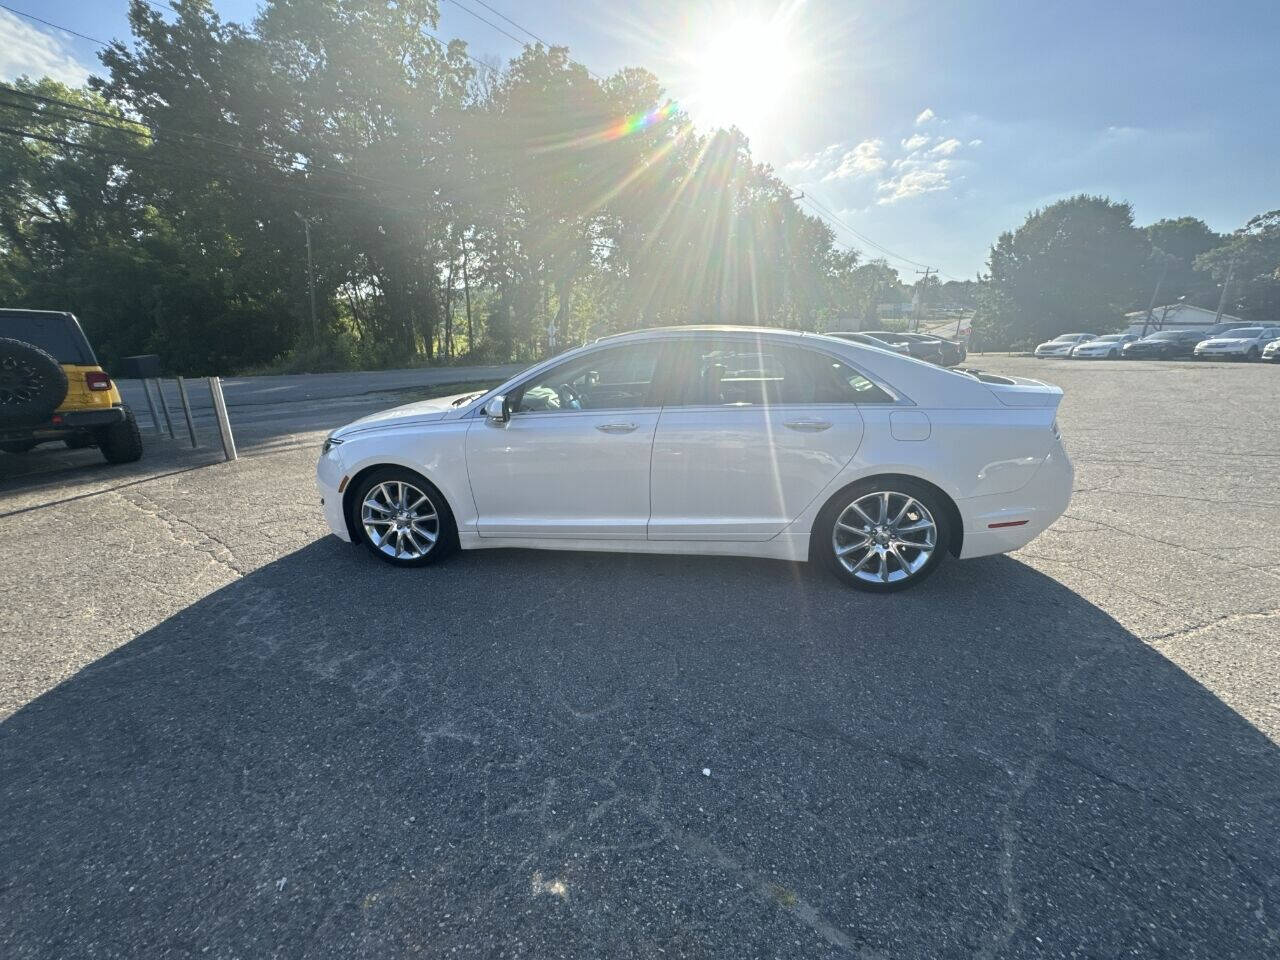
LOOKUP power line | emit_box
[439,0,604,82]
[0,2,112,47]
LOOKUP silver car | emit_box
[1193,326,1280,361]
[1034,333,1095,358]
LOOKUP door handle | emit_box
[784,419,833,432]
[595,421,638,433]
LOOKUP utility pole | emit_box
[294,211,318,341]
[912,267,934,332]
[1141,257,1169,338]
[1212,255,1237,325]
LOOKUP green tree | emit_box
[1195,211,1280,323]
[973,194,1151,349]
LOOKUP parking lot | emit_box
[1,355,1277,958]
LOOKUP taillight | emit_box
[85,371,112,391]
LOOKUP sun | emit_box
[690,16,799,138]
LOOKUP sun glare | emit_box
[691,16,799,138]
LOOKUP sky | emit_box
[2,0,1277,280]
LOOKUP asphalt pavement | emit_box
[1,355,1278,959]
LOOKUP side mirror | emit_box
[484,395,510,423]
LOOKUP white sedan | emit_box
[316,327,1073,592]
[1033,333,1095,358]
[1071,333,1137,359]
[1193,326,1280,361]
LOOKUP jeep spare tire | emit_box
[0,337,68,426]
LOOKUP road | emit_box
[1,356,1278,959]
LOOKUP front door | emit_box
[465,341,663,539]
[648,337,866,541]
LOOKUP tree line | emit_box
[0,0,1275,371]
[973,196,1280,350]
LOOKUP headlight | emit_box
[322,436,344,456]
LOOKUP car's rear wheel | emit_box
[96,406,143,463]
[351,467,458,567]
[1246,346,1260,361]
[0,338,68,427]
[1108,348,1119,359]
[817,479,951,592]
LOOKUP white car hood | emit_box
[334,391,480,436]
[1201,338,1247,346]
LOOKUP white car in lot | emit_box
[317,327,1073,592]
[1193,326,1280,361]
[1034,333,1095,358]
[1070,333,1137,359]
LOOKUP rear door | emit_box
[648,337,866,541]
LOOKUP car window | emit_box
[1,312,95,364]
[667,339,893,406]
[511,342,662,413]
[1224,328,1261,337]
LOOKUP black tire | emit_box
[1108,349,1119,359]
[0,337,68,427]
[815,477,952,593]
[0,439,39,454]
[1246,346,1260,361]
[350,466,458,567]
[95,406,144,463]
[64,433,94,449]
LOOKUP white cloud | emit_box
[915,107,935,125]
[0,10,92,86]
[785,143,843,173]
[822,138,887,180]
[900,133,930,151]
[929,137,963,156]
[968,138,983,147]
[877,168,951,204]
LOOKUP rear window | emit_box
[1,312,95,364]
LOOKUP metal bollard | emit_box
[140,379,165,436]
[155,378,176,438]
[207,376,238,462]
[175,376,199,448]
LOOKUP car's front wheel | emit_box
[351,467,458,567]
[1246,346,1260,361]
[816,479,951,592]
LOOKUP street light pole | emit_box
[294,211,318,341]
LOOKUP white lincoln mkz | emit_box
[317,327,1073,592]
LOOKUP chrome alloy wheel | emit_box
[361,480,440,560]
[831,490,938,585]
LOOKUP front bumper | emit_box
[316,448,353,542]
[1033,348,1074,358]
[1194,346,1249,359]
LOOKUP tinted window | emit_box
[0,312,94,364]
[512,343,661,413]
[668,339,893,406]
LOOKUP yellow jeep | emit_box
[0,309,143,463]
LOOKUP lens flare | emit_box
[607,100,680,140]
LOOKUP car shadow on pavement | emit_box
[2,542,1277,959]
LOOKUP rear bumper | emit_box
[957,444,1074,559]
[0,405,125,441]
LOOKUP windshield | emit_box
[1093,335,1123,342]
[1052,334,1085,342]
[1145,331,1181,341]
[1223,328,1261,337]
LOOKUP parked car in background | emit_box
[1034,333,1095,358]
[317,326,1073,593]
[1121,328,1209,360]
[0,309,144,462]
[896,332,967,367]
[1263,338,1280,363]
[828,331,944,365]
[1193,326,1280,361]
[1070,333,1137,359]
